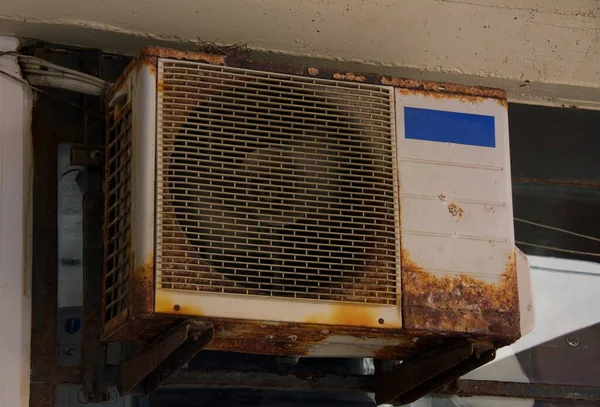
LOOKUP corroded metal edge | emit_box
[110,46,507,104]
[401,248,520,339]
[103,313,501,360]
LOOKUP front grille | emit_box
[104,102,133,322]
[156,59,399,305]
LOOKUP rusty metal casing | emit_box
[102,46,531,361]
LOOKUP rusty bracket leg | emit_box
[374,342,496,405]
[118,320,215,396]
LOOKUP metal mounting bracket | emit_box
[374,342,496,405]
[118,320,215,396]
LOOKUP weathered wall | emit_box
[0,0,598,108]
[0,36,33,407]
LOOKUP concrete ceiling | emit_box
[0,0,599,108]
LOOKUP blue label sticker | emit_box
[404,107,496,148]
[64,317,81,334]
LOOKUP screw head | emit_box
[174,304,181,311]
[566,335,579,347]
[378,318,384,325]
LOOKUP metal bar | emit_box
[119,321,215,396]
[80,48,110,404]
[30,88,60,407]
[144,322,215,394]
[81,193,108,403]
[161,370,374,392]
[438,380,600,404]
[395,348,495,405]
[375,342,474,405]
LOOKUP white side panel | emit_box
[0,36,33,407]
[517,248,535,335]
[131,65,157,268]
[396,91,514,285]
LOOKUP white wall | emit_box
[0,0,598,109]
[464,255,600,384]
[0,36,33,407]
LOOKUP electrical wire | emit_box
[516,241,600,258]
[19,55,108,86]
[19,56,109,96]
[1,52,110,96]
[515,217,600,243]
[515,218,600,257]
[0,68,104,119]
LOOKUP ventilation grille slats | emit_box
[156,60,399,305]
[104,103,133,322]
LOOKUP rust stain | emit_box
[303,303,401,328]
[111,46,506,110]
[138,55,157,76]
[402,248,518,312]
[110,46,226,101]
[141,46,226,66]
[155,292,204,317]
[206,320,330,356]
[447,202,464,221]
[131,253,155,316]
[333,72,367,82]
[304,304,375,327]
[203,318,414,357]
[391,81,507,107]
[402,248,519,336]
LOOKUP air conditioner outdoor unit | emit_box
[103,47,533,373]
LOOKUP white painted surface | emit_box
[516,248,535,335]
[396,91,514,286]
[0,36,33,407]
[0,0,598,108]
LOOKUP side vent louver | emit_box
[104,102,133,323]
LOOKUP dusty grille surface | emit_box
[156,59,399,305]
[104,102,133,322]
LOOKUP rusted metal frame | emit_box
[393,348,496,405]
[80,49,110,404]
[111,46,506,114]
[375,342,479,405]
[118,320,215,396]
[30,88,60,407]
[438,380,600,403]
